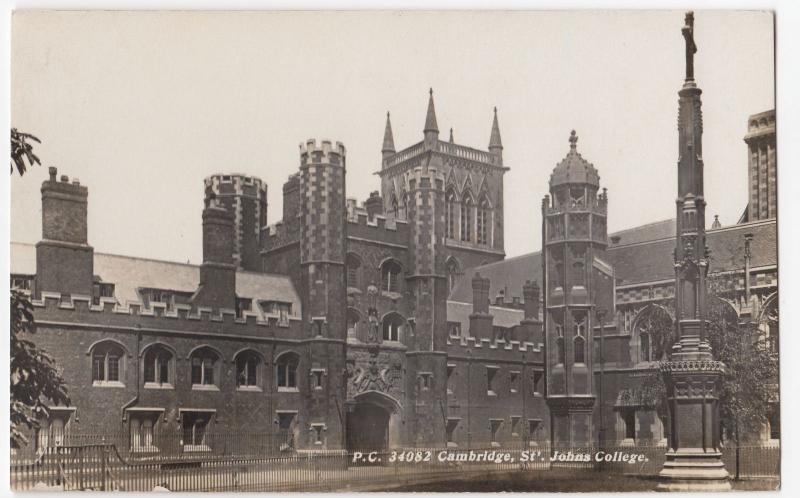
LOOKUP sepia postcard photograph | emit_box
[5,5,786,493]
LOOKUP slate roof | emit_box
[446,301,524,329]
[10,242,302,314]
[448,219,777,303]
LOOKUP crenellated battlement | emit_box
[204,174,267,198]
[261,220,300,251]
[31,291,303,332]
[446,334,543,355]
[299,139,346,166]
[406,165,445,191]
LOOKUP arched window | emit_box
[555,325,565,365]
[91,342,125,385]
[235,350,261,388]
[347,308,361,338]
[190,347,219,387]
[382,313,405,342]
[640,332,651,362]
[143,345,173,387]
[460,193,474,242]
[632,304,674,363]
[276,352,299,390]
[574,315,586,364]
[346,253,361,289]
[381,260,402,293]
[477,195,491,245]
[446,257,461,292]
[446,189,458,239]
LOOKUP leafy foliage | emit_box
[629,280,778,443]
[10,289,70,447]
[10,128,70,448]
[707,296,778,444]
[10,128,41,176]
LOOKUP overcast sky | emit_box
[10,10,774,264]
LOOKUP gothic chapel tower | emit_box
[542,131,609,447]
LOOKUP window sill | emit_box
[93,381,125,388]
[236,386,262,392]
[620,438,635,447]
[510,389,518,394]
[144,383,174,390]
[447,442,458,448]
[490,441,501,448]
[487,391,497,397]
[381,291,402,300]
[191,385,220,392]
[278,387,300,393]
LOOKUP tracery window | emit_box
[446,189,458,239]
[235,350,261,388]
[276,352,299,390]
[91,342,124,385]
[190,347,219,387]
[346,253,361,288]
[381,260,402,293]
[143,345,172,387]
[460,194,474,242]
[477,196,491,245]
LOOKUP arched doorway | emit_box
[346,391,401,453]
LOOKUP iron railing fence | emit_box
[11,431,295,463]
[9,441,780,492]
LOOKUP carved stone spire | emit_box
[382,111,395,160]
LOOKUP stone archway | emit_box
[346,391,402,453]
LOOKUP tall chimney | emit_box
[522,280,540,320]
[469,272,493,339]
[191,199,236,311]
[35,167,94,298]
[365,191,384,220]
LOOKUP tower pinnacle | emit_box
[423,87,439,149]
[569,130,578,150]
[382,111,396,160]
[489,107,503,150]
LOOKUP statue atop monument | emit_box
[682,11,697,82]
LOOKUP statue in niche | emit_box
[367,307,379,343]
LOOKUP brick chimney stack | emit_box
[522,280,540,320]
[35,167,94,298]
[365,191,384,220]
[191,198,237,311]
[469,272,493,339]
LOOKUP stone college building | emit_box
[11,76,777,456]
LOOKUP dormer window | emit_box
[10,274,33,293]
[92,282,115,306]
[235,297,252,319]
[260,301,293,325]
